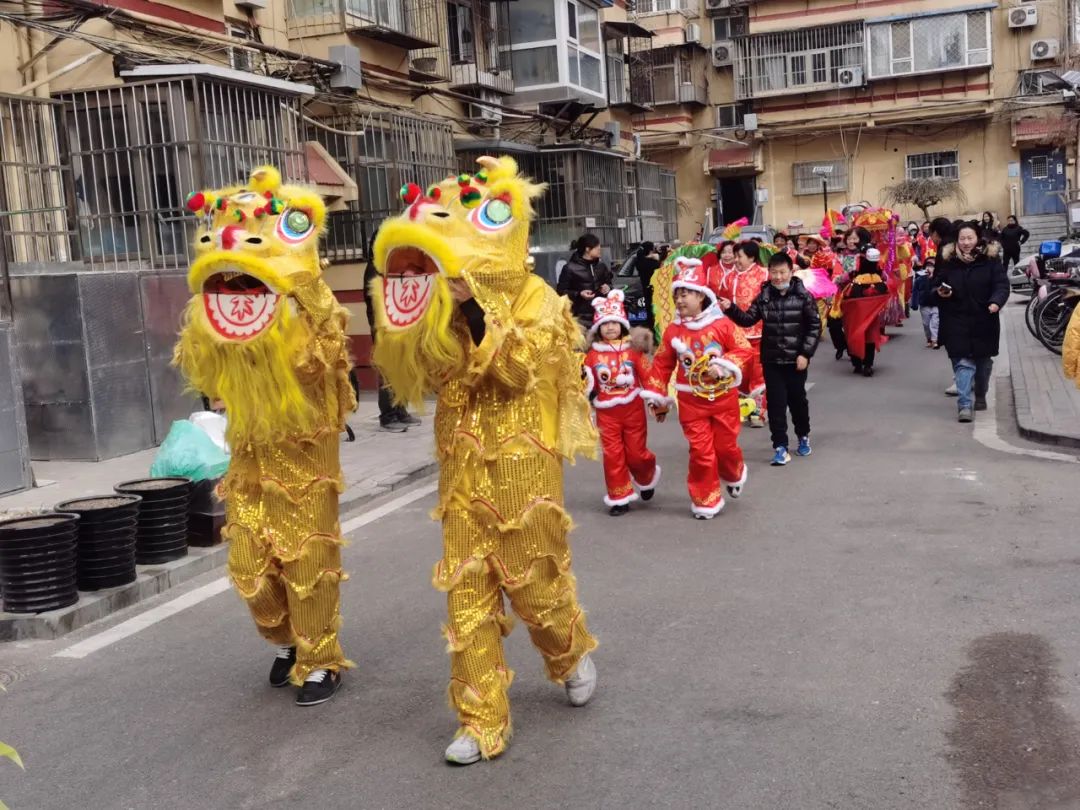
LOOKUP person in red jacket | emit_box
[582,290,661,517]
[719,241,769,426]
[644,258,753,520]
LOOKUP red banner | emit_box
[842,295,891,360]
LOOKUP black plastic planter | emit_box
[56,495,141,592]
[0,513,80,613]
[115,478,192,565]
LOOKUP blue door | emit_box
[1021,148,1066,215]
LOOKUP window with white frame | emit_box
[567,1,603,94]
[905,151,959,180]
[637,0,685,14]
[733,22,864,100]
[715,102,751,129]
[712,13,746,42]
[505,0,603,94]
[606,37,627,104]
[868,10,989,79]
[792,159,850,196]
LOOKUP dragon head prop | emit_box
[175,166,349,443]
[370,155,546,406]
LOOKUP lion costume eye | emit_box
[471,196,513,232]
[276,208,314,244]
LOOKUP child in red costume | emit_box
[719,242,769,424]
[582,291,661,517]
[644,259,753,520]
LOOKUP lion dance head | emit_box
[174,166,352,444]
[370,155,545,407]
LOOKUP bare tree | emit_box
[881,178,968,221]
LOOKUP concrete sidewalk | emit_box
[0,396,436,641]
[1003,302,1080,449]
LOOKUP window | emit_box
[506,0,602,94]
[715,102,751,129]
[792,159,850,195]
[448,1,475,64]
[733,23,864,99]
[508,0,557,42]
[1030,155,1050,180]
[512,46,559,86]
[567,0,577,39]
[606,37,627,104]
[228,24,256,72]
[868,10,990,79]
[636,0,691,14]
[712,13,746,41]
[906,151,959,180]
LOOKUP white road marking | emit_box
[53,481,437,660]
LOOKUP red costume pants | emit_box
[596,398,659,506]
[677,391,746,517]
[740,340,767,414]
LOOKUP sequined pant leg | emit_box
[445,563,514,759]
[281,537,347,682]
[503,554,596,683]
[227,523,292,647]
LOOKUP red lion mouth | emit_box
[383,247,441,329]
[202,270,279,340]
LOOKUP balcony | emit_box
[636,0,699,20]
[409,0,514,93]
[650,45,707,107]
[605,21,655,112]
[287,0,438,50]
[734,22,864,100]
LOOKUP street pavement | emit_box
[4,303,1080,810]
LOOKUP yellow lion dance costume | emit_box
[174,167,355,701]
[371,156,598,762]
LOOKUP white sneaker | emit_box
[565,654,597,707]
[945,383,958,397]
[445,732,482,765]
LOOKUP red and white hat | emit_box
[590,289,630,337]
[671,257,716,305]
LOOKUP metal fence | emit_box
[309,110,456,262]
[734,22,864,100]
[287,0,439,49]
[57,77,307,271]
[660,168,677,242]
[0,92,74,317]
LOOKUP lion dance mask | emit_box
[174,166,356,686]
[371,156,598,759]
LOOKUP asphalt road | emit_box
[4,314,1080,810]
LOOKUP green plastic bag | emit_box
[150,420,230,482]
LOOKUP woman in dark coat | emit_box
[557,233,613,330]
[998,215,1030,270]
[931,221,1010,422]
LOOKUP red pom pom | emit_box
[186,192,205,212]
[264,191,274,199]
[399,182,422,205]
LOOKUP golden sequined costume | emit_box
[174,167,355,685]
[371,156,598,759]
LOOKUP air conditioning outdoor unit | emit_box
[1031,38,1060,61]
[329,44,363,91]
[742,112,758,131]
[712,41,733,67]
[604,120,621,147]
[632,133,643,159]
[684,23,701,44]
[468,90,503,124]
[837,66,864,88]
[235,0,268,9]
[1008,5,1038,28]
[705,0,731,12]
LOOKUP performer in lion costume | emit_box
[174,166,355,707]
[371,156,599,764]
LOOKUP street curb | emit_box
[0,459,439,642]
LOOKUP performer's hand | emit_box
[598,284,611,295]
[580,289,595,300]
[796,355,809,372]
[937,286,953,299]
[988,303,1000,314]
[653,408,667,423]
[447,277,473,304]
[718,297,733,311]
[704,365,721,382]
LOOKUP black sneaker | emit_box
[378,421,407,433]
[296,669,342,707]
[974,396,987,411]
[608,504,630,517]
[396,411,421,426]
[269,646,296,688]
[639,488,655,502]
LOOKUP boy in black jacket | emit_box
[719,252,821,466]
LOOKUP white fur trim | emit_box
[671,336,689,355]
[710,357,743,390]
[633,464,661,491]
[721,462,748,488]
[594,390,641,409]
[591,340,629,352]
[604,491,639,507]
[587,315,631,341]
[672,280,717,305]
[676,305,724,330]
[614,372,635,386]
[691,498,725,517]
[640,389,673,408]
[592,288,625,308]
[583,368,595,397]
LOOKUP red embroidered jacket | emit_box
[583,339,651,409]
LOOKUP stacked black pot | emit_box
[115,478,192,565]
[0,513,80,613]
[55,496,140,592]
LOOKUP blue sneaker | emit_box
[770,447,791,466]
[796,436,812,457]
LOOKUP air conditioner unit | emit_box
[742,112,758,131]
[1031,38,1060,61]
[235,0,267,9]
[632,133,642,159]
[837,66,864,88]
[1008,5,1038,28]
[604,120,621,147]
[684,23,701,44]
[711,41,733,67]
[329,44,363,91]
[705,0,731,12]
[467,90,503,124]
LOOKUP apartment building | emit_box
[0,0,684,485]
[677,0,1078,238]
